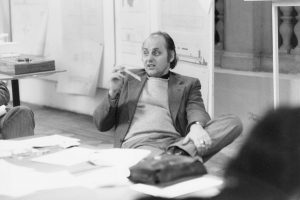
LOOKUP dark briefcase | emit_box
[128,154,207,184]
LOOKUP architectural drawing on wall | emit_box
[10,0,48,56]
[11,0,103,96]
[156,0,211,68]
[115,0,150,68]
[176,46,208,66]
[123,0,135,7]
[113,0,214,114]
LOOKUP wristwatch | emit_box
[187,121,202,132]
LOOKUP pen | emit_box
[123,68,141,82]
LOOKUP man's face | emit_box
[142,35,174,77]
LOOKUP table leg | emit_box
[11,79,20,106]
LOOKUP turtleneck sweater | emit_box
[122,76,181,149]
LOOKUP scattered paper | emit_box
[32,147,95,166]
[21,134,80,148]
[0,140,34,158]
[0,135,80,159]
[0,160,78,198]
[131,175,224,198]
[76,167,132,188]
[89,148,150,168]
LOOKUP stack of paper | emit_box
[0,135,80,158]
[0,140,34,158]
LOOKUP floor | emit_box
[29,103,246,176]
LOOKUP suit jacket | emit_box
[93,69,211,149]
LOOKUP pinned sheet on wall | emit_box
[56,44,103,96]
[10,0,104,96]
[197,0,214,14]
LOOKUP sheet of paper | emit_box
[75,167,132,188]
[115,0,150,68]
[0,140,34,158]
[197,0,214,14]
[130,175,224,198]
[11,0,49,55]
[89,148,150,168]
[0,135,80,158]
[20,134,80,148]
[32,147,95,166]
[0,160,78,198]
[55,0,103,96]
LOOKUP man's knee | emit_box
[210,114,243,140]
[9,106,35,125]
[225,114,243,138]
[1,106,35,139]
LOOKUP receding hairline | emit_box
[142,34,168,49]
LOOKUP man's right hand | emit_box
[0,105,7,117]
[109,66,126,99]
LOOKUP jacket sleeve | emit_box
[0,81,10,106]
[185,78,211,128]
[93,92,118,132]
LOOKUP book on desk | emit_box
[0,54,55,75]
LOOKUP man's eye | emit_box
[143,51,149,56]
[153,51,160,56]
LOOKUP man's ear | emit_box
[169,51,175,62]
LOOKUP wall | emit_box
[16,70,297,134]
[214,71,299,133]
[16,78,107,115]
[16,60,210,116]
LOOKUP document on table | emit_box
[0,140,34,158]
[0,160,78,198]
[75,167,132,188]
[32,147,95,166]
[32,147,150,167]
[21,134,80,148]
[89,148,151,168]
[130,175,224,198]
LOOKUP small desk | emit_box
[0,70,66,106]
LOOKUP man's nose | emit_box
[146,54,154,61]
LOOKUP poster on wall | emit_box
[157,0,211,67]
[114,0,151,68]
[10,0,103,96]
[114,0,214,114]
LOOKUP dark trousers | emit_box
[0,106,35,139]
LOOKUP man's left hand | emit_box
[182,123,212,155]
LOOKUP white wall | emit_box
[214,72,299,133]
[17,78,107,115]
[16,71,298,124]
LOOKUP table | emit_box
[0,70,66,106]
[0,135,223,200]
[0,136,144,200]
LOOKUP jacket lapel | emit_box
[168,73,185,123]
[127,73,147,121]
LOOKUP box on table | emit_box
[0,55,55,75]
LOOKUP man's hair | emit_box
[149,31,178,69]
[225,106,300,195]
